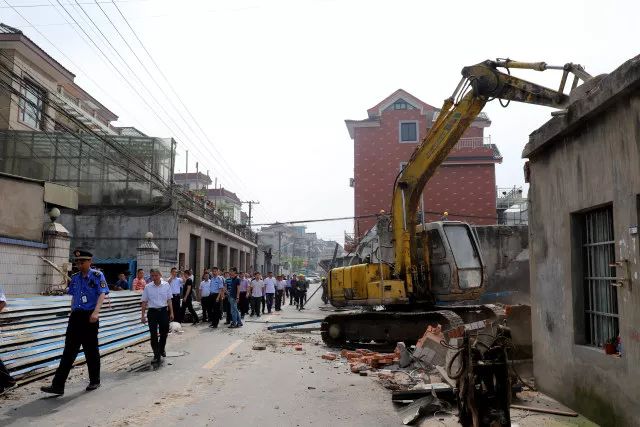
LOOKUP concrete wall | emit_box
[473,225,529,304]
[60,209,179,261]
[526,63,640,426]
[0,176,45,241]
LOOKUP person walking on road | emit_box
[140,269,174,364]
[41,249,108,396]
[295,275,307,310]
[168,267,182,319]
[0,286,17,395]
[284,276,292,303]
[209,267,224,328]
[223,271,232,325]
[238,272,250,319]
[199,272,212,323]
[179,270,199,325]
[249,272,264,318]
[263,271,276,314]
[289,274,297,305]
[227,268,243,328]
[275,275,287,311]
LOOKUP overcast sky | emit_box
[3,0,638,243]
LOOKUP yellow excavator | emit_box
[322,59,592,346]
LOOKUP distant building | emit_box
[173,172,212,191]
[207,187,242,223]
[346,89,502,237]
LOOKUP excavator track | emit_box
[320,305,503,348]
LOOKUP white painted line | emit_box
[201,339,243,369]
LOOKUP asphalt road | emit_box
[0,287,399,427]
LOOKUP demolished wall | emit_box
[473,225,530,304]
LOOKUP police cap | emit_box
[73,249,93,261]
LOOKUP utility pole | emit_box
[242,200,260,228]
[277,230,283,275]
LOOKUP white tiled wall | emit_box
[0,242,47,295]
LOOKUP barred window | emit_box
[580,206,619,347]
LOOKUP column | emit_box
[137,232,160,276]
[212,242,219,269]
[224,245,231,271]
[43,222,71,293]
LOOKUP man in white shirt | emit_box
[168,267,182,319]
[249,272,264,318]
[141,269,174,364]
[0,287,17,394]
[275,275,287,311]
[199,272,212,323]
[263,271,277,314]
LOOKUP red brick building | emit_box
[346,89,502,237]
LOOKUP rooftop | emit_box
[206,187,241,204]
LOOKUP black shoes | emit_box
[41,385,64,396]
[86,383,101,392]
[161,351,166,357]
[152,357,161,365]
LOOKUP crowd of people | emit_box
[137,266,313,364]
[2,248,321,397]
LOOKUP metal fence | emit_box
[0,130,174,206]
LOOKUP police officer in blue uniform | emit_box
[41,249,109,395]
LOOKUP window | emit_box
[579,206,619,347]
[393,100,408,110]
[18,79,45,129]
[443,224,482,288]
[399,161,408,172]
[399,121,418,143]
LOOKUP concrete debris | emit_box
[395,342,412,368]
[412,324,447,366]
[399,395,445,425]
[252,345,267,351]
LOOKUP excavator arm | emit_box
[392,59,591,291]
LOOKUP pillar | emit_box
[212,241,219,269]
[224,245,231,271]
[137,232,160,277]
[43,222,71,293]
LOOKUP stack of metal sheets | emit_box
[0,291,200,384]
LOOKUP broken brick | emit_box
[321,353,337,361]
[295,345,303,351]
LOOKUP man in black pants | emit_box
[209,267,224,328]
[168,268,182,320]
[41,249,108,395]
[140,269,174,364]
[179,270,199,324]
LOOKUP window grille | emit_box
[581,206,619,347]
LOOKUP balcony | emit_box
[55,88,117,135]
[451,136,492,151]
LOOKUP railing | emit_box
[56,90,117,135]
[496,186,526,209]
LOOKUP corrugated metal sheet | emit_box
[0,291,200,383]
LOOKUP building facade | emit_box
[346,89,501,237]
[524,55,640,426]
[0,22,256,284]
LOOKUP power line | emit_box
[106,0,279,222]
[252,209,501,227]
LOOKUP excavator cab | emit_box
[414,221,486,303]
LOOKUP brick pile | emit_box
[319,348,401,373]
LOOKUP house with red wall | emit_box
[346,89,502,237]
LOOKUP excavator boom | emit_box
[392,60,591,288]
